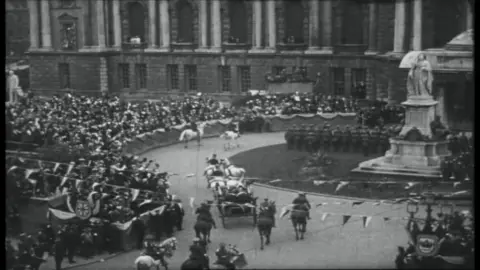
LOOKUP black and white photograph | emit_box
[6,0,473,269]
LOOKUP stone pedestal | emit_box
[352,96,450,179]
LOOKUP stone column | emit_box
[197,0,208,49]
[321,0,332,53]
[96,0,106,47]
[266,0,276,51]
[112,0,122,48]
[159,0,170,50]
[148,0,157,48]
[249,0,263,51]
[40,0,52,49]
[211,0,222,51]
[466,1,473,30]
[392,0,406,54]
[28,0,39,50]
[412,0,422,51]
[307,0,320,51]
[365,1,378,55]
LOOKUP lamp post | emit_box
[406,201,419,219]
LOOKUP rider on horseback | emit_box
[207,154,219,166]
[196,203,217,229]
[189,238,208,267]
[292,193,311,220]
[215,243,236,269]
[260,198,276,227]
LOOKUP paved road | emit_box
[45,133,458,269]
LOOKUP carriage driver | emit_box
[260,198,276,227]
[190,238,208,266]
[208,154,220,166]
[292,193,311,220]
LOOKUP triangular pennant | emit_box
[342,215,352,226]
[279,207,290,219]
[352,201,365,207]
[53,163,60,173]
[362,216,373,228]
[189,197,195,209]
[321,213,329,221]
[25,169,35,179]
[131,189,140,201]
[66,162,75,175]
[335,181,350,193]
[60,176,69,186]
[313,180,327,186]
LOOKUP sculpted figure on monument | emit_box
[406,53,434,98]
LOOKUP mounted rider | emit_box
[260,198,276,227]
[292,192,311,220]
[187,118,199,134]
[215,243,236,269]
[196,202,217,229]
[189,238,209,267]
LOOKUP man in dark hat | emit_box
[292,192,311,220]
[54,233,66,270]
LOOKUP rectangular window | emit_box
[219,66,232,92]
[185,65,198,91]
[332,68,345,96]
[351,68,366,89]
[292,66,308,77]
[119,63,130,89]
[273,66,285,75]
[239,66,251,92]
[135,64,147,89]
[58,63,71,89]
[167,64,179,91]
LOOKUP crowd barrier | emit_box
[123,113,357,156]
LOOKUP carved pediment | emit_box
[58,13,78,22]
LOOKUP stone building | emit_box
[27,0,472,104]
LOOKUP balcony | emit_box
[222,42,251,51]
[122,41,148,50]
[277,43,308,51]
[333,44,368,55]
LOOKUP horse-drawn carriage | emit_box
[139,236,178,270]
[216,186,257,228]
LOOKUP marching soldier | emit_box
[370,127,381,154]
[285,125,296,150]
[297,124,308,151]
[343,125,352,152]
[316,125,324,152]
[380,128,390,154]
[351,126,360,152]
[361,128,371,157]
[322,124,332,152]
[331,126,342,152]
[305,125,317,153]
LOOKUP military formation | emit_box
[285,123,402,156]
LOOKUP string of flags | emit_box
[6,154,162,175]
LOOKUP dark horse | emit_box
[257,201,276,250]
[194,204,216,243]
[291,204,308,240]
[181,258,209,270]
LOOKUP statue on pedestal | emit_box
[406,53,434,98]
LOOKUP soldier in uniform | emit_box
[361,128,371,157]
[316,125,324,152]
[380,128,390,154]
[304,124,316,153]
[331,126,342,152]
[322,124,332,152]
[343,125,352,152]
[297,124,308,151]
[351,126,360,152]
[370,127,381,154]
[285,125,296,150]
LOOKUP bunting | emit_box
[362,216,373,228]
[342,215,351,226]
[334,181,350,193]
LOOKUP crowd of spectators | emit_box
[356,102,406,128]
[441,132,474,182]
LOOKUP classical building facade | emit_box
[27,0,472,103]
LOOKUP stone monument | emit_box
[352,53,450,179]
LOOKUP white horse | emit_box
[179,122,208,148]
[220,131,241,151]
[220,158,246,181]
[135,254,161,270]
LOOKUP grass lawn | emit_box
[230,143,472,201]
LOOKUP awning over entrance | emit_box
[399,30,473,72]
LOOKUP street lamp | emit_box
[406,201,419,219]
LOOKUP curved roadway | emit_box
[57,133,450,269]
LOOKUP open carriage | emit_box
[216,188,257,229]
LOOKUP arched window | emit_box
[127,2,146,41]
[177,0,194,43]
[228,0,247,43]
[284,0,304,43]
[341,0,364,44]
[432,0,463,48]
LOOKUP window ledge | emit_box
[222,43,251,50]
[277,43,308,51]
[122,42,148,50]
[171,42,196,51]
[334,44,368,55]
